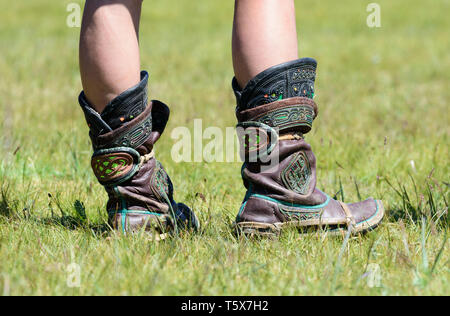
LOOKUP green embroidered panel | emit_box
[151,161,170,199]
[91,152,135,184]
[279,207,321,221]
[255,105,314,132]
[281,152,312,195]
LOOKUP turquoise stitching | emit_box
[237,201,248,218]
[249,193,330,209]
[121,212,126,233]
[237,184,253,218]
[329,201,381,232]
[110,187,164,234]
[110,210,163,216]
[355,200,379,225]
[238,183,330,218]
[238,184,380,225]
[120,197,127,234]
[108,208,163,234]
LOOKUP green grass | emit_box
[0,0,448,295]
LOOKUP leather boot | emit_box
[232,58,384,237]
[79,71,199,238]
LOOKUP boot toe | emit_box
[175,203,200,231]
[347,198,385,232]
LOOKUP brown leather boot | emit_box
[232,58,384,237]
[79,71,199,238]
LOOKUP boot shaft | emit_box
[233,58,326,206]
[233,57,317,111]
[78,71,174,216]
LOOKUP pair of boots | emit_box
[79,58,384,238]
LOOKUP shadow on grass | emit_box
[41,197,111,235]
[0,186,110,236]
[0,184,18,218]
[37,215,111,235]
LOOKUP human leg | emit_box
[79,0,142,113]
[232,0,298,88]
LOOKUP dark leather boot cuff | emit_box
[79,71,149,136]
[232,58,317,111]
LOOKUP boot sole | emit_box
[234,200,385,238]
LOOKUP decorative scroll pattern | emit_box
[92,152,134,184]
[279,207,321,221]
[281,152,312,195]
[254,105,314,132]
[95,115,152,150]
[151,161,170,199]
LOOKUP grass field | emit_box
[0,0,448,296]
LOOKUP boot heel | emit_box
[233,222,280,238]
